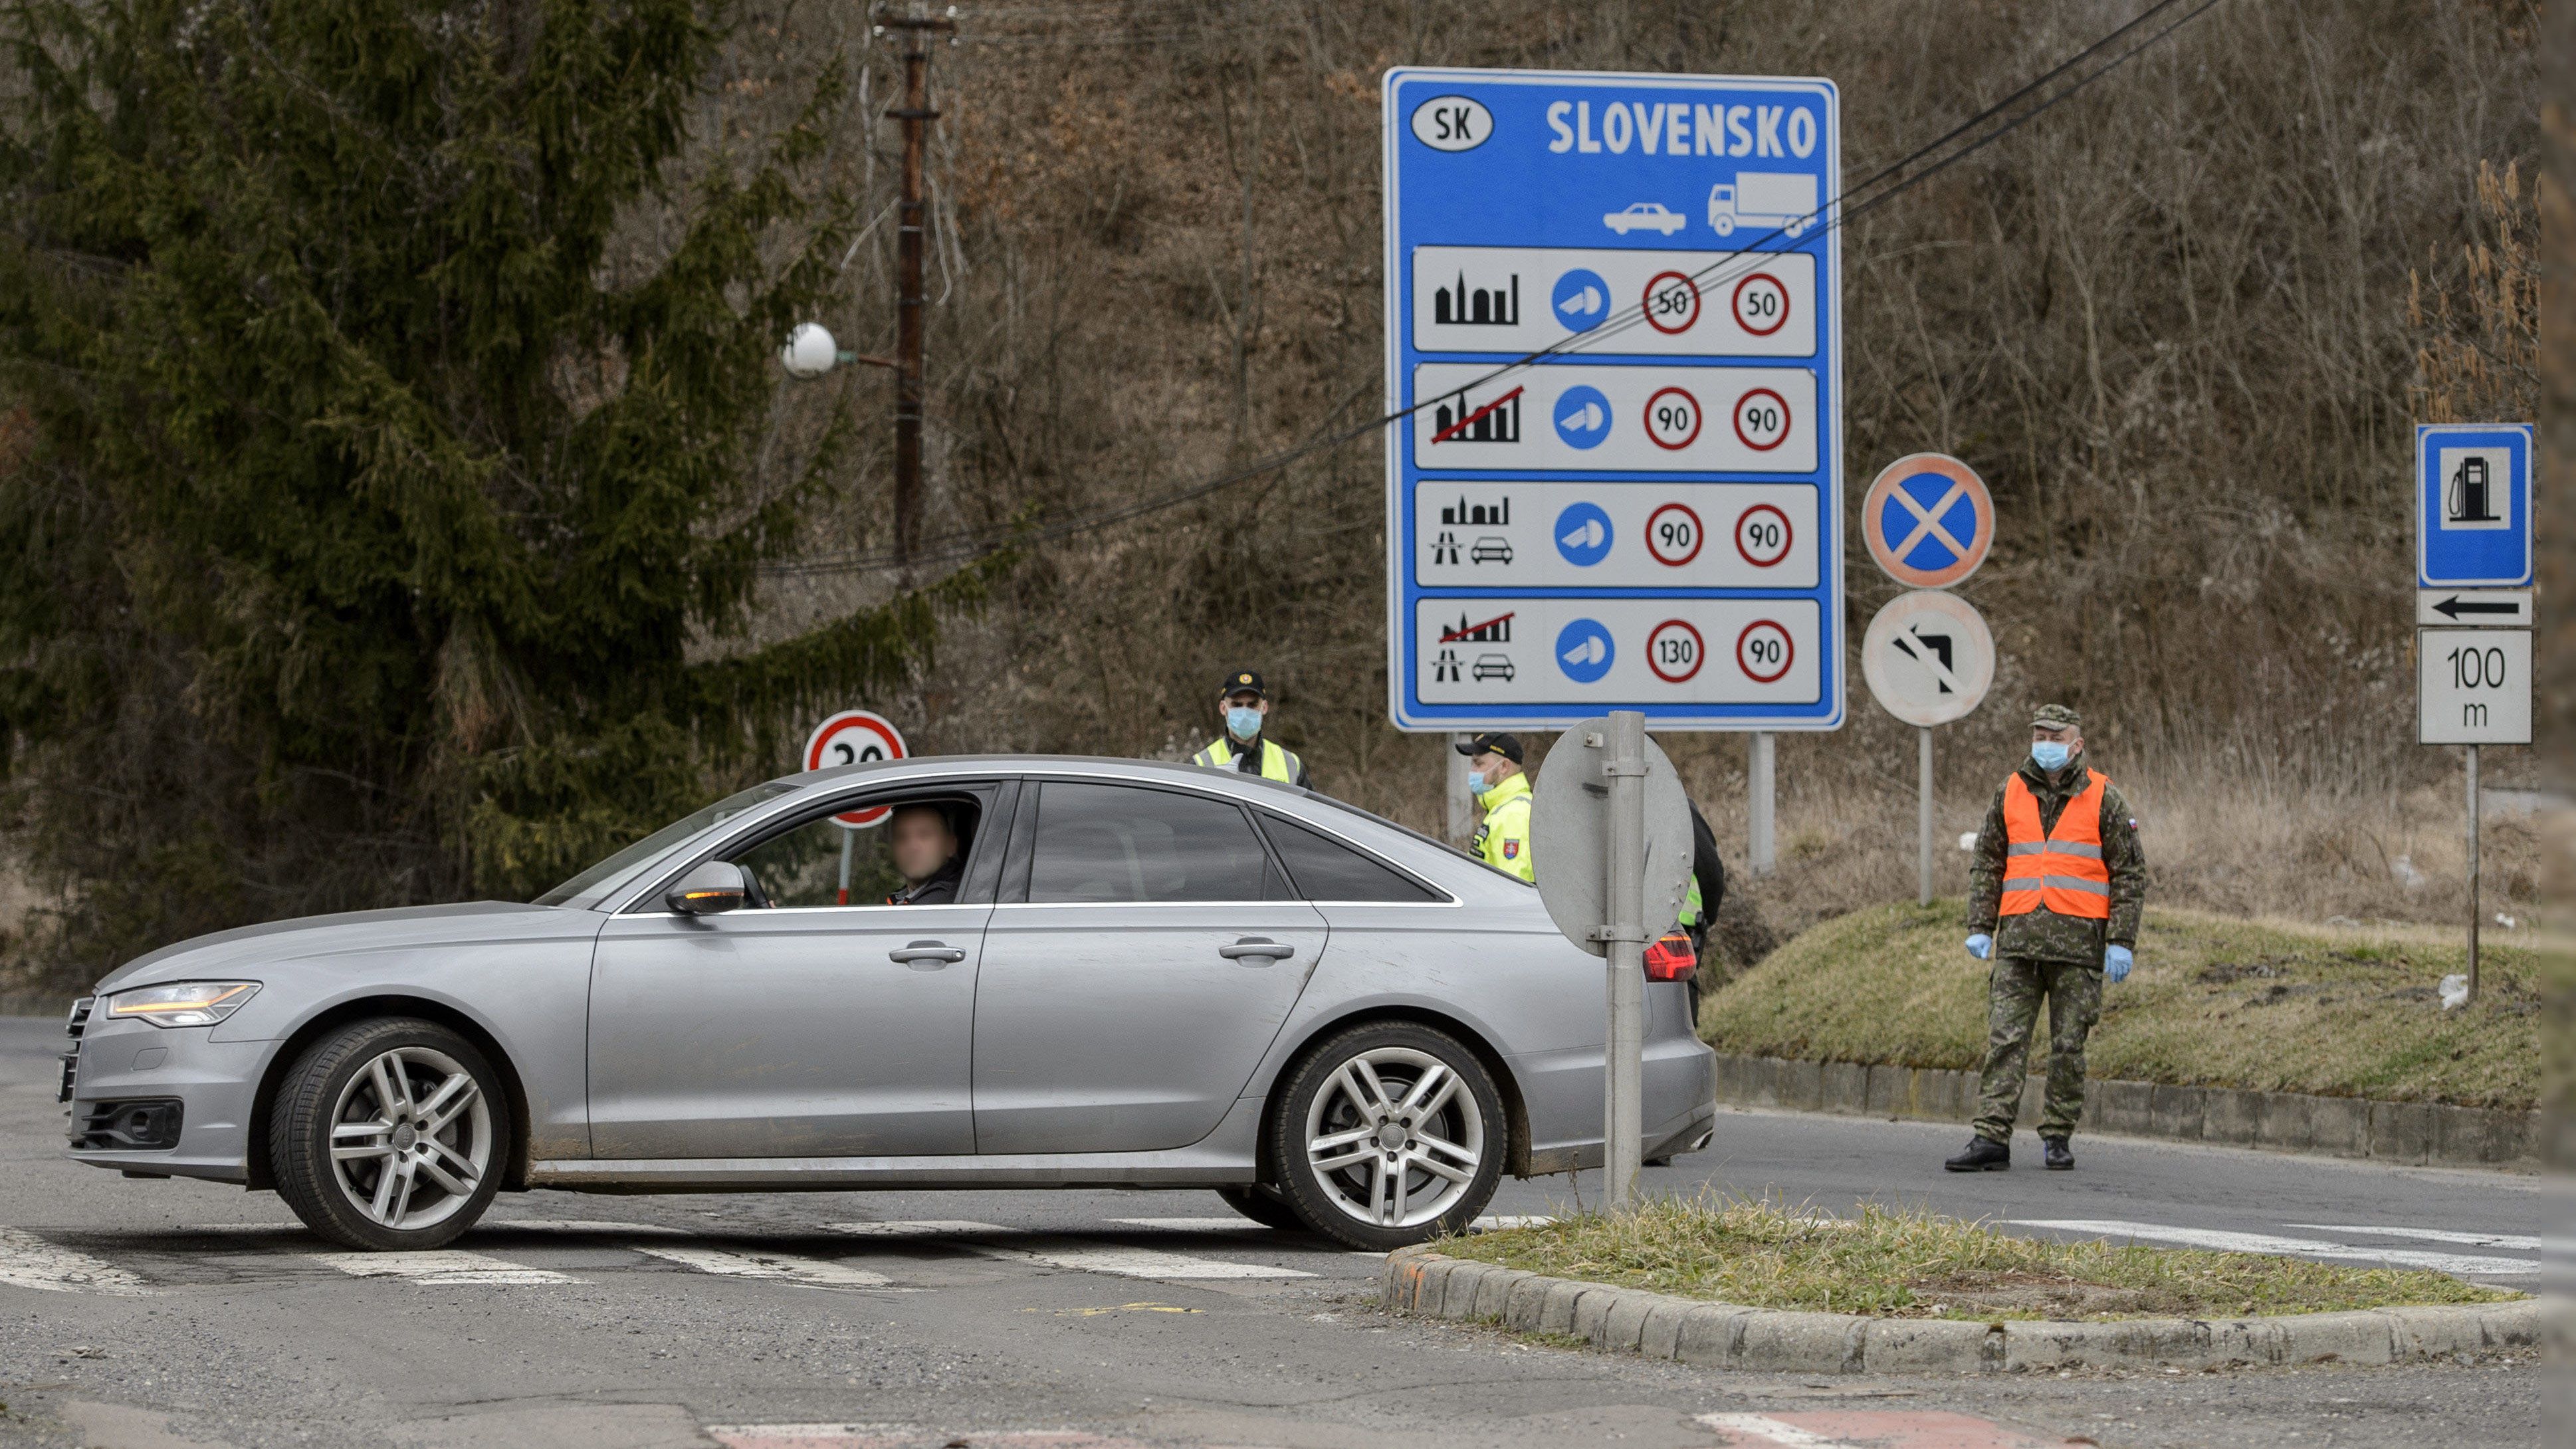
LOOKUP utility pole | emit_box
[877,3,952,568]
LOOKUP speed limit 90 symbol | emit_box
[1732,388,1790,451]
[1734,504,1791,567]
[1643,387,1703,451]
[1736,619,1793,683]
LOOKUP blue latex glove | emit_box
[1965,933,1993,960]
[2104,945,2133,983]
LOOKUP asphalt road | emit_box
[0,1016,2541,1448]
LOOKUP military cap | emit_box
[1219,669,1267,699]
[2031,703,2082,729]
[1455,730,1525,763]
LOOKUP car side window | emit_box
[1026,782,1271,904]
[1259,814,1443,903]
[729,795,984,909]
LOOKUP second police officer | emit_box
[1455,732,1533,883]
[1192,669,1312,789]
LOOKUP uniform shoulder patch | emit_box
[1503,839,1519,859]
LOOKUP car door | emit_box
[970,778,1328,1155]
[586,782,1006,1159]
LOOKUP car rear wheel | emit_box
[1263,1021,1505,1252]
[269,1018,506,1251]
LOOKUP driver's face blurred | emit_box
[888,808,956,883]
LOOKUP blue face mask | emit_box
[1226,706,1264,740]
[1467,770,1490,796]
[2030,740,2072,772]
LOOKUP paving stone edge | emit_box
[1707,1052,2538,1169]
[1376,1246,2540,1373]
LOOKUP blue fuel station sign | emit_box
[1383,67,1844,731]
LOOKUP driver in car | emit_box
[884,803,964,906]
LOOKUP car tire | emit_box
[269,1018,508,1251]
[1263,1020,1507,1252]
[1214,1185,1311,1233]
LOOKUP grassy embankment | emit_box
[1442,1198,2524,1323]
[1699,903,2550,1109]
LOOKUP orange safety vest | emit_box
[1998,770,2112,921]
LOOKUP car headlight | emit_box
[104,981,261,1028]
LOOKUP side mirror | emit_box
[665,861,748,915]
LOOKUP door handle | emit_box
[889,940,966,968]
[1218,937,1297,964]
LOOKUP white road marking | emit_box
[0,1227,152,1295]
[632,1244,897,1288]
[310,1250,577,1285]
[2282,1224,2541,1252]
[1695,1413,1855,1447]
[1110,1217,1268,1230]
[481,1218,694,1236]
[1474,1214,1556,1230]
[2005,1220,2537,1278]
[825,1221,1312,1280]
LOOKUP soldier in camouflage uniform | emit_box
[1944,704,2146,1172]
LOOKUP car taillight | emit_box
[1644,932,1697,982]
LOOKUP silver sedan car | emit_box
[60,756,1717,1250]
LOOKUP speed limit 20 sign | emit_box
[802,710,909,827]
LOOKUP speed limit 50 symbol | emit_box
[1646,619,1705,683]
[1643,272,1701,334]
[1731,273,1789,336]
[1644,388,1703,450]
[1737,619,1793,683]
[1735,504,1791,567]
[1733,388,1790,451]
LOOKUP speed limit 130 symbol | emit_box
[1644,387,1703,451]
[1737,619,1793,683]
[1732,273,1789,336]
[1733,388,1790,451]
[1645,502,1704,566]
[1734,504,1791,567]
[1646,619,1705,683]
[1642,271,1701,334]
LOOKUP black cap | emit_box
[1220,669,1267,699]
[1454,731,1524,764]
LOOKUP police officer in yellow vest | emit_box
[1455,732,1534,883]
[1192,669,1312,789]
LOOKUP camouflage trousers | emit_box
[1971,956,2103,1142]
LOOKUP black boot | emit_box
[1944,1136,2010,1172]
[2042,1137,2074,1170]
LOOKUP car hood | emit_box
[93,901,593,995]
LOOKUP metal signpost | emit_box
[2414,423,2533,1003]
[1382,68,1846,872]
[802,710,911,905]
[1858,455,1996,903]
[1529,713,1693,1211]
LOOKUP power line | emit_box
[764,0,2226,581]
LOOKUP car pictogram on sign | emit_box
[1602,201,1688,235]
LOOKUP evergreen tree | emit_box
[0,0,959,980]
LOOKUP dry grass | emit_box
[1440,1196,2523,1323]
[1699,902,2552,1109]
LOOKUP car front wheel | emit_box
[268,1018,506,1251]
[1263,1021,1505,1251]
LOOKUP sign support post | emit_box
[1448,732,1475,845]
[1748,732,1776,877]
[1918,726,1935,906]
[1603,711,1648,1212]
[2465,745,2480,1004]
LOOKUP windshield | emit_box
[532,782,798,906]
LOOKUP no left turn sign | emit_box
[803,709,909,827]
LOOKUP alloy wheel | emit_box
[1302,1046,1485,1229]
[325,1045,492,1232]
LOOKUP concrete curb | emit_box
[1377,1247,2541,1374]
[1709,1052,2539,1169]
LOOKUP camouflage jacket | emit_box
[1965,749,2146,966]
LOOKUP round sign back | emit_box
[1864,453,1994,589]
[802,710,909,828]
[1862,590,1995,728]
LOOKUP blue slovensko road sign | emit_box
[1384,68,1843,731]
[2416,423,2532,588]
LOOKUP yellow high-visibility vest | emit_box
[1471,773,1534,882]
[1192,736,1301,784]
